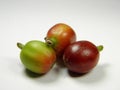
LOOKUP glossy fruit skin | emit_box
[19,40,56,74]
[45,23,76,56]
[63,41,99,73]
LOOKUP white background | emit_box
[0,0,120,90]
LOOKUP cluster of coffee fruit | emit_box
[17,23,103,75]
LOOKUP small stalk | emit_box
[97,45,104,52]
[44,37,54,46]
[17,42,24,49]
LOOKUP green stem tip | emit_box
[44,37,54,46]
[17,42,24,49]
[97,45,104,52]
